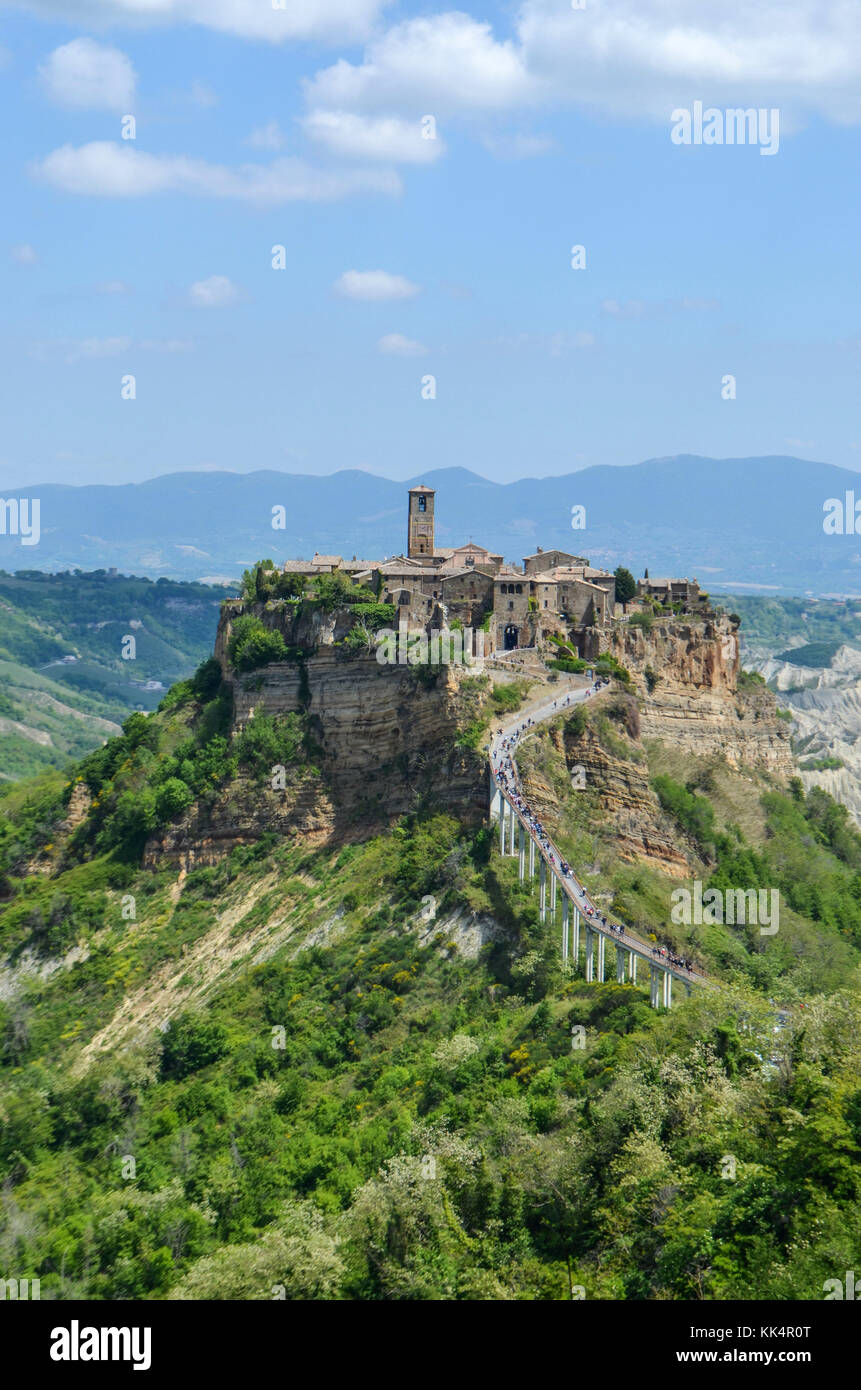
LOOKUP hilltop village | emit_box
[281,484,711,660]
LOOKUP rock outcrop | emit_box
[608,616,793,775]
[518,716,694,878]
[145,601,489,867]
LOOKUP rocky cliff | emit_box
[516,699,695,878]
[144,600,488,868]
[608,616,793,775]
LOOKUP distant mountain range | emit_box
[3,455,861,595]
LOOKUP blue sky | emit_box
[2,0,861,489]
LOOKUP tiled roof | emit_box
[441,566,492,582]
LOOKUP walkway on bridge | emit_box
[488,677,710,1009]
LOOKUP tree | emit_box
[160,1013,230,1080]
[191,657,222,700]
[614,566,637,610]
[227,615,288,672]
[154,777,194,823]
[240,560,277,602]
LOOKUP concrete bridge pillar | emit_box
[518,823,525,883]
[562,895,570,960]
[499,796,506,856]
[616,944,626,983]
[596,931,605,982]
[663,971,673,1009]
[585,924,594,982]
[529,837,535,889]
[507,800,515,855]
[550,872,557,922]
[572,907,580,967]
[629,950,637,984]
[649,965,661,1009]
[539,857,547,923]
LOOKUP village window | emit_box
[399,593,409,606]
[508,601,514,610]
[515,584,522,594]
[543,600,548,608]
[418,496,426,512]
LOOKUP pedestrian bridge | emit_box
[488,680,709,1009]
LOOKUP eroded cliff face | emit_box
[517,705,694,878]
[144,602,488,868]
[608,617,793,775]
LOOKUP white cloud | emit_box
[479,131,554,158]
[602,299,647,319]
[493,330,595,354]
[5,0,389,45]
[305,13,541,117]
[378,332,426,356]
[302,2,861,133]
[141,338,193,351]
[38,38,135,111]
[32,334,191,360]
[602,296,720,318]
[186,275,241,309]
[303,111,444,163]
[37,336,132,363]
[10,243,38,266]
[32,142,401,203]
[518,0,861,123]
[247,120,287,151]
[75,335,131,358]
[95,278,131,294]
[334,269,419,301]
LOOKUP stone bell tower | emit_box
[407,484,435,559]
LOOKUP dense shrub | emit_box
[652,773,716,856]
[227,616,288,672]
[234,712,307,777]
[154,777,194,823]
[161,1014,230,1080]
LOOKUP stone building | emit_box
[493,570,532,651]
[407,484,436,559]
[638,576,705,612]
[280,482,627,655]
[522,547,588,576]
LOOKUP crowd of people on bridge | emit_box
[490,685,699,979]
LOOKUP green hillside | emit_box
[0,570,235,782]
[0,661,859,1301]
[718,594,861,651]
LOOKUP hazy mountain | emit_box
[4,454,861,593]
